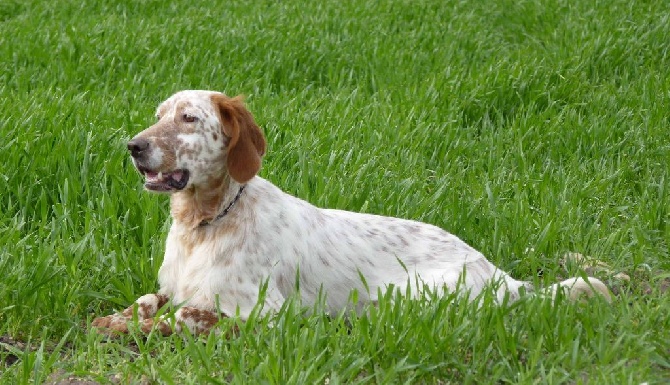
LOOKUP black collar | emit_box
[198,185,246,227]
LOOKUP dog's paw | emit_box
[138,318,174,336]
[91,314,131,335]
[137,307,224,336]
[134,293,170,319]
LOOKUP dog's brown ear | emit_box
[212,94,266,183]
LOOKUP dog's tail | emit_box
[544,276,612,302]
[495,275,612,304]
[473,258,613,304]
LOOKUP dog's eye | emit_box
[183,114,197,123]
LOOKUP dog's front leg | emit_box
[140,306,228,336]
[91,293,170,334]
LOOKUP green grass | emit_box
[1,0,669,383]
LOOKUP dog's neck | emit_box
[170,176,245,229]
[198,185,245,227]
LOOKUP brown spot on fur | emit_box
[179,307,221,334]
[138,302,153,319]
[156,294,170,308]
[121,306,134,318]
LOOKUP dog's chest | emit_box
[158,224,246,306]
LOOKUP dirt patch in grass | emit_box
[0,335,27,367]
[44,370,101,385]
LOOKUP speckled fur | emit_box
[92,90,611,336]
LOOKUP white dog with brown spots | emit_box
[92,90,611,335]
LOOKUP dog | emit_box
[92,90,611,335]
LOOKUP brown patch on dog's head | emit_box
[211,94,266,183]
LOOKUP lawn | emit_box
[1,0,669,383]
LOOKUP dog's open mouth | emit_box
[139,168,190,191]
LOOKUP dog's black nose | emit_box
[127,138,150,158]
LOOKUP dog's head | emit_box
[127,90,266,192]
